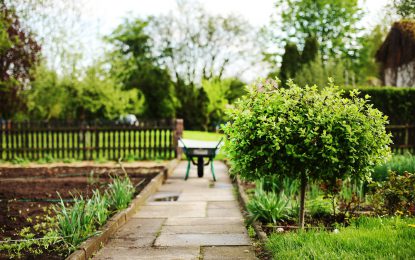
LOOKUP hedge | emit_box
[341,86,415,125]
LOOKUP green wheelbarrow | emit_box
[178,138,223,181]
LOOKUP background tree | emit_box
[106,19,176,119]
[279,43,301,86]
[149,1,259,85]
[301,36,319,65]
[274,0,362,60]
[393,0,415,19]
[140,1,258,129]
[28,62,142,120]
[6,0,91,73]
[353,25,387,85]
[225,78,246,104]
[294,55,346,87]
[201,77,246,131]
[0,3,41,120]
[224,80,391,228]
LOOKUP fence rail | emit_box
[0,119,183,161]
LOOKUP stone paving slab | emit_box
[113,218,165,237]
[133,202,207,218]
[103,236,156,248]
[154,233,252,247]
[94,246,201,260]
[161,224,247,234]
[93,161,257,260]
[202,246,257,260]
[178,193,235,202]
[207,201,240,209]
[207,208,243,217]
[164,217,244,226]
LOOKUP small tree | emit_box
[223,79,391,228]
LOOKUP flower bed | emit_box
[0,165,163,259]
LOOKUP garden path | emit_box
[93,160,257,260]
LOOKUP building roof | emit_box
[376,20,415,68]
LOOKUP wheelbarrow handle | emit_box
[178,138,188,150]
[215,137,224,149]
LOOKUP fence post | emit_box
[0,120,3,160]
[95,124,99,160]
[405,124,409,148]
[173,119,184,159]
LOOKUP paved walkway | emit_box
[93,161,257,260]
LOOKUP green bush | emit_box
[370,171,415,216]
[224,79,391,227]
[341,86,415,125]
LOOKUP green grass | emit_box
[266,216,415,259]
[183,130,226,160]
[373,153,415,181]
[183,130,224,141]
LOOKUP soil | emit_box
[0,166,161,260]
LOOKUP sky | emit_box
[87,0,390,35]
[53,0,391,81]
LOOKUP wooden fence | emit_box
[0,119,183,161]
[386,125,415,154]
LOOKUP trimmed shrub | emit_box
[224,79,391,228]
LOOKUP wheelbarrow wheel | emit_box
[197,157,204,177]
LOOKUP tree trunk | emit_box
[299,172,307,229]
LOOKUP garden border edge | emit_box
[235,175,268,242]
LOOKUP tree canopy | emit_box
[106,19,176,119]
[0,3,41,119]
[275,0,362,60]
[224,79,391,227]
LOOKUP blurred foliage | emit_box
[373,154,415,181]
[341,86,415,125]
[293,56,345,87]
[0,3,41,119]
[202,77,246,130]
[268,0,386,87]
[275,0,362,60]
[393,0,415,19]
[354,25,387,85]
[279,43,301,87]
[370,171,415,216]
[28,62,142,120]
[106,19,176,119]
[148,1,258,86]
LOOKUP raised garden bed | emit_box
[0,165,169,259]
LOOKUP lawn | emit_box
[182,130,226,160]
[266,217,415,259]
[183,130,224,141]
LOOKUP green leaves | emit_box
[224,79,392,188]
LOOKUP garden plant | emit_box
[224,79,392,228]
